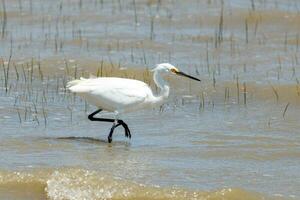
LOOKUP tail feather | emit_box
[66,79,83,89]
[67,77,89,87]
[67,77,93,93]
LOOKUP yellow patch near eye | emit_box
[171,68,179,73]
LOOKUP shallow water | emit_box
[0,0,300,199]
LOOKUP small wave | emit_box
[0,168,265,200]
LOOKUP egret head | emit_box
[153,63,201,82]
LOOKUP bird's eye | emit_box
[170,68,177,73]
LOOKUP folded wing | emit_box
[67,77,152,111]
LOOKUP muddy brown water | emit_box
[0,0,299,199]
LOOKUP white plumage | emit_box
[67,63,200,143]
[68,77,154,113]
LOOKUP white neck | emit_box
[151,70,170,104]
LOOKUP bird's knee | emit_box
[88,115,93,121]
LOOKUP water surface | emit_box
[0,0,299,199]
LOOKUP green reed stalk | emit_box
[1,0,7,38]
[282,102,290,118]
[133,0,138,25]
[236,75,240,104]
[243,82,247,106]
[270,84,279,102]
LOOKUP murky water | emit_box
[0,0,300,199]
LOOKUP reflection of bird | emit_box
[67,63,200,143]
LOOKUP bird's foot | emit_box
[107,120,131,143]
[118,120,131,139]
[108,136,112,143]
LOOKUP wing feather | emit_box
[68,77,152,111]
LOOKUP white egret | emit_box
[67,63,200,143]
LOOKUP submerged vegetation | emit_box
[1,55,298,127]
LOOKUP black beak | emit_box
[176,71,201,82]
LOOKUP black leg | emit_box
[118,120,131,139]
[88,109,114,122]
[108,123,117,143]
[88,109,131,143]
[115,120,131,139]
